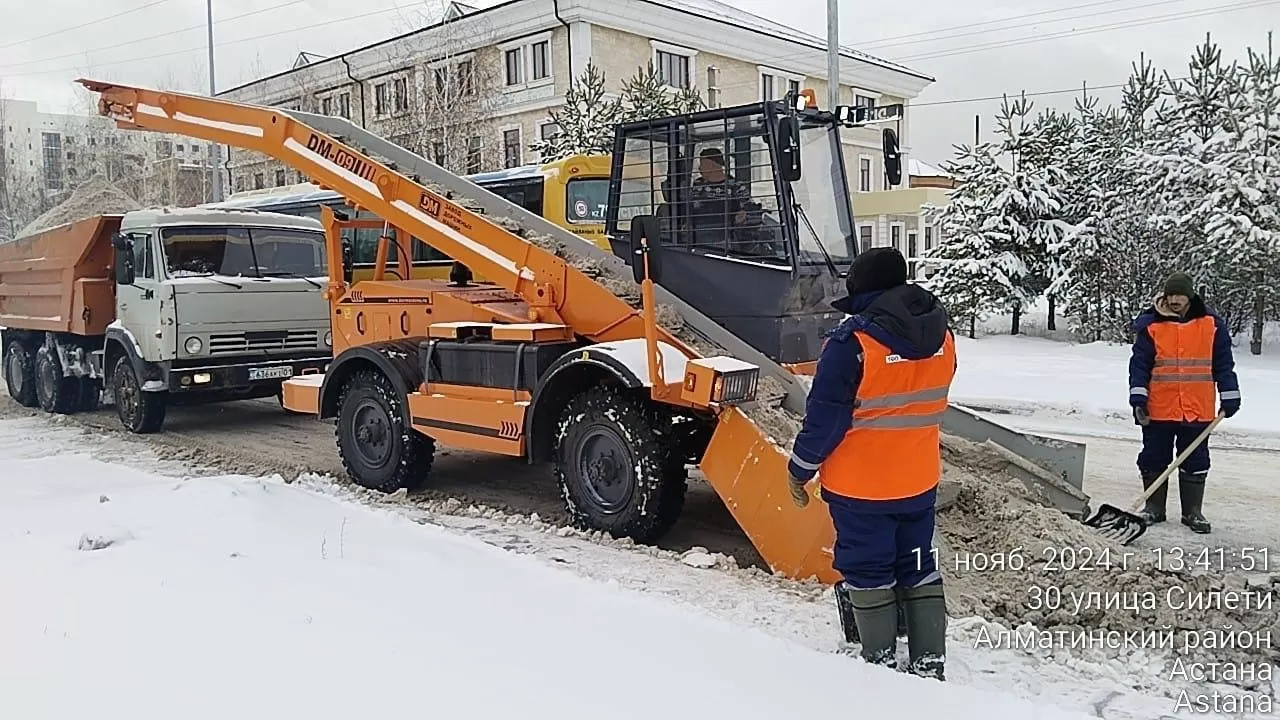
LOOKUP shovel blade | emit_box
[1082,503,1148,545]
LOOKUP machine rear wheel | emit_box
[335,369,435,493]
[554,387,686,543]
[3,341,37,407]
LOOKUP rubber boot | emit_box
[901,581,947,681]
[834,582,860,655]
[847,587,900,669]
[1138,469,1167,524]
[1179,470,1211,533]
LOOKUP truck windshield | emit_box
[790,124,856,267]
[161,226,326,278]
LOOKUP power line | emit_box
[911,78,1171,108]
[892,0,1278,62]
[0,0,309,71]
[0,0,177,51]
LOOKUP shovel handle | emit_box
[1129,411,1226,512]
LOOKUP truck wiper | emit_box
[260,271,322,289]
[175,271,243,289]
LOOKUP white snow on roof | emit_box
[653,0,928,79]
[909,158,950,178]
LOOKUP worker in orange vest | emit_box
[786,247,955,681]
[1128,272,1239,533]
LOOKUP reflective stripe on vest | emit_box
[1145,316,1217,422]
[819,330,956,502]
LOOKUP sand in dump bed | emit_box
[18,175,141,238]
[438,183,1280,686]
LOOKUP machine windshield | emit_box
[161,226,326,279]
[790,123,855,267]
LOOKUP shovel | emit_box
[1082,411,1225,544]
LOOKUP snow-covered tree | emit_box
[529,62,622,161]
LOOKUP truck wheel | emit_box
[3,342,38,407]
[554,386,686,543]
[111,356,166,433]
[335,369,435,493]
[78,378,102,412]
[35,345,79,414]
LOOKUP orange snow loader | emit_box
[77,79,1091,583]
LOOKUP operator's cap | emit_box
[831,247,908,314]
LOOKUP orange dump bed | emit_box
[0,215,121,336]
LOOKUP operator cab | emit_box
[604,92,903,364]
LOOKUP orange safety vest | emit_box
[819,330,956,501]
[1146,317,1217,422]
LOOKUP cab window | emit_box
[565,178,608,224]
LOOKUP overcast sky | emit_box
[0,0,1273,164]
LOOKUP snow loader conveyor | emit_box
[77,79,1090,583]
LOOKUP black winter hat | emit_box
[1162,272,1196,298]
[831,247,908,314]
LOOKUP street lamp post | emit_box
[207,0,224,201]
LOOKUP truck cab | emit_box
[104,207,332,432]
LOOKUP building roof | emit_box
[219,0,929,95]
[908,158,949,178]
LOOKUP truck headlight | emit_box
[184,336,203,354]
[323,330,332,347]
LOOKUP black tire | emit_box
[77,378,102,412]
[111,355,166,433]
[335,369,435,493]
[554,386,686,543]
[35,345,79,414]
[3,341,38,407]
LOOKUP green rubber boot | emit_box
[1138,469,1167,524]
[901,581,947,681]
[847,587,900,669]
[1179,470,1211,533]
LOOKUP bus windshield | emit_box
[565,178,608,224]
[161,226,326,278]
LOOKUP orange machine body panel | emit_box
[0,215,122,336]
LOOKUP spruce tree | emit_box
[528,61,622,161]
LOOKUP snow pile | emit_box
[0,418,1100,720]
[18,175,141,238]
[938,437,1279,688]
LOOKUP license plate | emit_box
[248,366,294,381]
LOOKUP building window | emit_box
[890,224,902,253]
[760,73,774,101]
[531,41,550,80]
[924,225,934,251]
[374,82,389,116]
[466,136,483,174]
[788,78,801,96]
[759,69,804,102]
[858,225,873,253]
[503,129,522,169]
[41,132,63,191]
[853,93,876,109]
[504,48,523,86]
[235,175,245,193]
[540,122,561,141]
[393,77,408,113]
[253,172,264,190]
[907,231,918,276]
[321,96,332,116]
[858,156,871,193]
[337,92,350,119]
[457,59,475,95]
[654,46,692,89]
[275,169,286,186]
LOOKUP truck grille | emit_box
[208,330,319,355]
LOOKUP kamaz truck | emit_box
[0,207,332,433]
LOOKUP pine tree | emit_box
[528,61,623,161]
[619,61,705,122]
[919,143,1022,336]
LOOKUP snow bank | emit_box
[0,418,1097,720]
[951,335,1280,438]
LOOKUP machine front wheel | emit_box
[554,387,686,543]
[335,369,435,493]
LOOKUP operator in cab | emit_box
[784,247,955,681]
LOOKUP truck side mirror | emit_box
[629,215,663,285]
[777,116,802,182]
[882,128,902,187]
[340,238,353,284]
[111,233,136,286]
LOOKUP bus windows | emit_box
[565,177,608,224]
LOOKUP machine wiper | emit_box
[260,271,322,289]
[792,202,840,277]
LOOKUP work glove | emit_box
[1220,398,1240,418]
[787,473,810,509]
[1133,405,1150,426]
